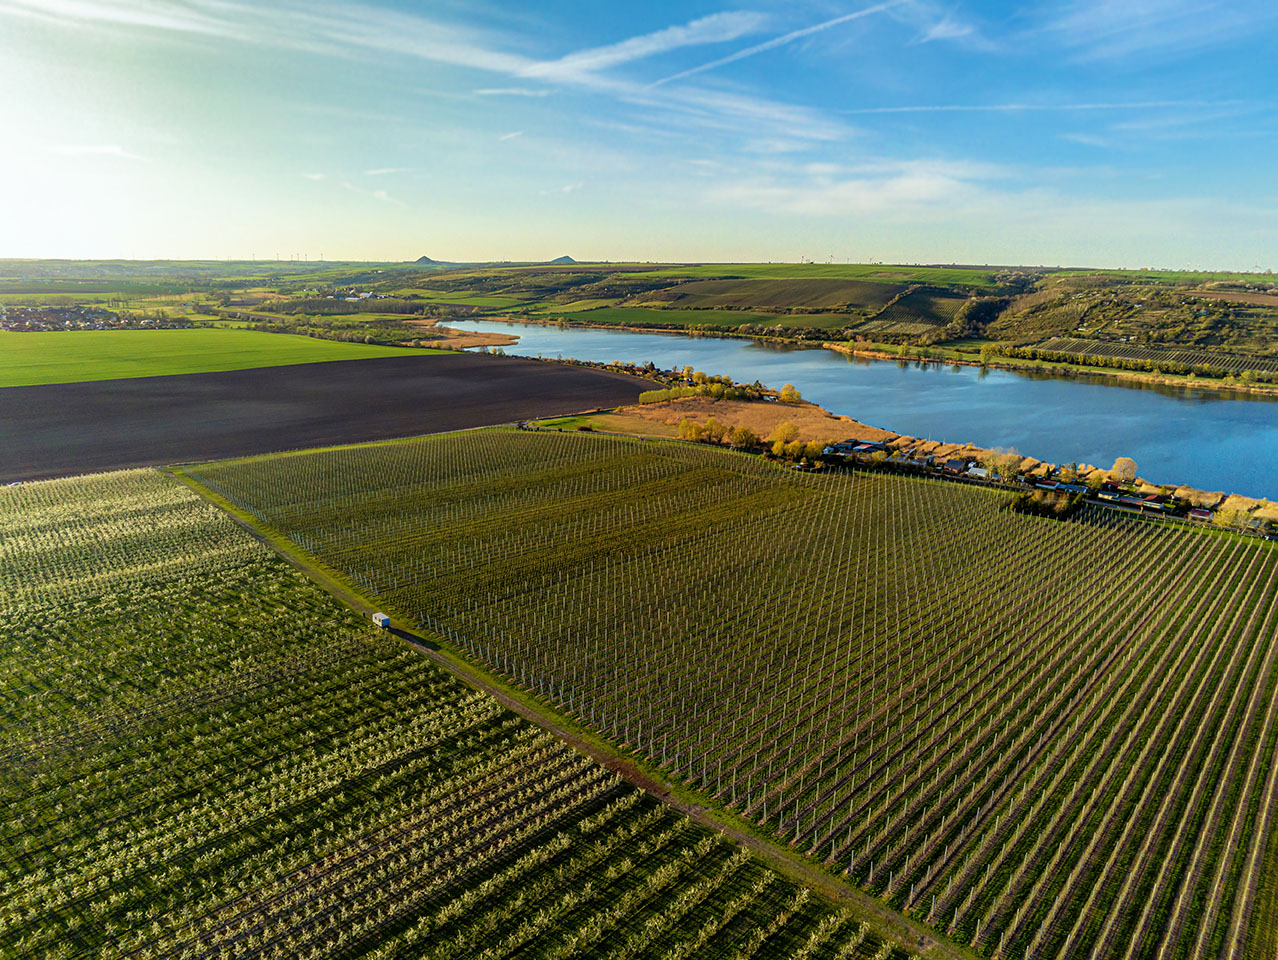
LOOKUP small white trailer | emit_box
[372,612,390,629]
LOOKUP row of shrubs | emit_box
[986,343,1277,383]
[640,384,753,404]
[640,382,802,404]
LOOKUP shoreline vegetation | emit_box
[7,258,1278,496]
[477,311,1278,399]
[14,259,1278,400]
[528,376,1278,535]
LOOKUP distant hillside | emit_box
[549,255,577,265]
[0,259,389,282]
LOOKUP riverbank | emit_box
[542,392,1276,534]
[491,311,827,346]
[490,312,1278,399]
[443,317,1278,498]
[824,341,1278,399]
[405,318,519,350]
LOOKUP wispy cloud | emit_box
[474,87,550,97]
[5,1,842,145]
[1039,0,1278,60]
[301,172,327,181]
[888,0,992,49]
[918,16,973,43]
[660,87,849,142]
[364,167,410,176]
[709,158,1005,217]
[52,143,145,160]
[522,11,767,83]
[498,131,523,141]
[539,182,584,196]
[650,2,903,88]
[2,0,235,36]
[0,0,537,71]
[840,99,1250,115]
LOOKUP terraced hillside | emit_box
[0,470,915,960]
[189,429,1278,960]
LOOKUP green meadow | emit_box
[543,305,837,328]
[629,262,1001,287]
[0,328,439,387]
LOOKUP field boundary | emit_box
[167,462,980,960]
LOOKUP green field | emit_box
[187,429,1278,960]
[0,328,439,387]
[1055,268,1277,285]
[391,288,528,308]
[0,469,920,960]
[634,263,1000,288]
[549,306,850,330]
[638,278,906,312]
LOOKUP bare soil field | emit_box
[0,353,649,481]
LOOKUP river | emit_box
[446,319,1278,499]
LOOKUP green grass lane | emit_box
[0,328,444,387]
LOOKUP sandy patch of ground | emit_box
[1255,501,1278,521]
[1174,485,1224,508]
[620,397,895,444]
[405,319,519,350]
[1220,493,1264,514]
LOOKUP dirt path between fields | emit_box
[171,467,977,960]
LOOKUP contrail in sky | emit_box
[649,1,905,88]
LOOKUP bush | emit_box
[1009,490,1086,520]
[768,421,799,444]
[729,425,758,449]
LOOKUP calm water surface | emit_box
[448,319,1278,498]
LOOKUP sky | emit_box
[2,0,1277,268]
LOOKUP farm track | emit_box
[184,427,1278,960]
[3,470,920,960]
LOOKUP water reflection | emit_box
[447,319,1278,497]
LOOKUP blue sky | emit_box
[2,0,1276,267]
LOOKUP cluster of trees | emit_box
[673,417,827,460]
[1009,489,1087,519]
[976,449,1025,482]
[1110,457,1138,482]
[247,318,434,346]
[1211,508,1275,534]
[641,372,788,405]
[677,418,758,449]
[639,383,751,404]
[765,421,824,461]
[728,322,844,342]
[271,297,427,316]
